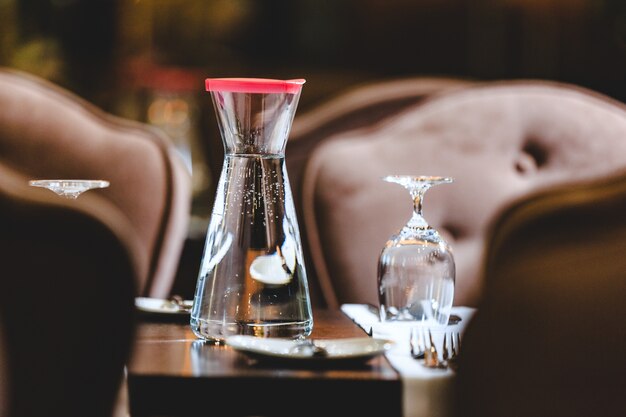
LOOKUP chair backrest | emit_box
[453,170,626,417]
[296,79,626,308]
[0,67,191,298]
[288,77,472,306]
[0,163,138,417]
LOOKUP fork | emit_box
[410,328,446,369]
[424,329,442,368]
[410,327,426,359]
[442,331,461,370]
[411,328,460,370]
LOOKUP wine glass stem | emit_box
[407,186,429,229]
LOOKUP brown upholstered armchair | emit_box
[289,78,626,308]
[0,67,192,298]
[288,77,472,307]
[0,162,138,417]
[453,169,626,417]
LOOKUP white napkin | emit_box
[341,304,477,417]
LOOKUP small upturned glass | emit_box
[28,179,110,199]
[377,175,455,327]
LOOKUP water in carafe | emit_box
[191,78,313,343]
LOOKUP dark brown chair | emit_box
[0,163,139,417]
[294,79,626,308]
[0,67,192,298]
[0,316,6,417]
[454,170,626,417]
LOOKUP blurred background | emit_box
[2,0,626,293]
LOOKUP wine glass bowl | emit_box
[378,175,455,327]
[28,179,110,199]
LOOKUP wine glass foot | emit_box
[28,179,110,199]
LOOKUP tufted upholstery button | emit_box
[516,150,536,173]
[516,140,548,174]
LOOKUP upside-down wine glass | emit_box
[378,175,455,328]
[28,179,110,199]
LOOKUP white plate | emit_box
[226,335,393,363]
[134,297,193,316]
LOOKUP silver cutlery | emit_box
[289,339,329,357]
[410,327,426,359]
[410,328,461,370]
[424,329,445,369]
[442,331,461,370]
[163,295,192,312]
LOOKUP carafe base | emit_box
[191,317,313,343]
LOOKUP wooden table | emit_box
[127,310,402,417]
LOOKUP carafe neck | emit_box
[210,90,302,155]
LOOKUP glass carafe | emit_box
[191,78,313,343]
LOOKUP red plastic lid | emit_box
[205,78,306,94]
